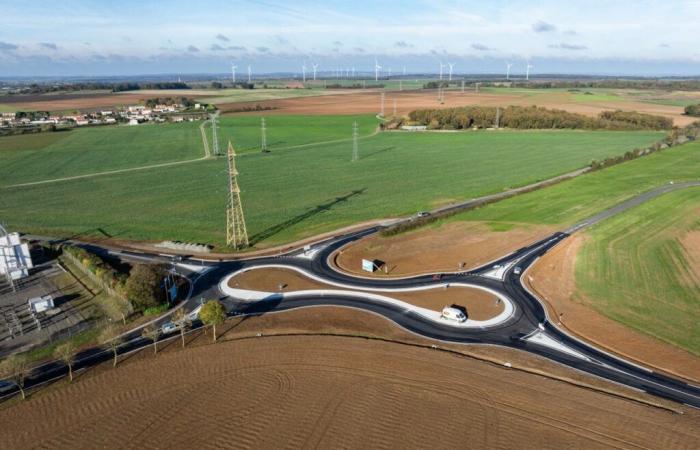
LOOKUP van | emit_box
[441,307,467,323]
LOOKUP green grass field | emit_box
[0,123,203,186]
[0,122,663,247]
[575,187,700,355]
[449,140,700,228]
[217,114,379,154]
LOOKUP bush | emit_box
[685,104,700,117]
[124,264,167,311]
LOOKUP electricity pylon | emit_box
[261,117,268,152]
[226,141,249,249]
[380,92,385,117]
[351,121,359,162]
[210,112,220,156]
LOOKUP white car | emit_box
[160,321,178,334]
[513,267,522,275]
[441,307,467,323]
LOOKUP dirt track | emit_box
[2,315,697,449]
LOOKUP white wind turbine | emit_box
[247,65,252,83]
[231,63,237,83]
[505,62,512,80]
[302,63,307,82]
[374,59,382,81]
[439,62,445,80]
[526,61,533,81]
[312,63,318,80]
[447,62,454,81]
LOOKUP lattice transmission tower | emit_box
[225,141,249,249]
[351,121,359,162]
[210,112,220,156]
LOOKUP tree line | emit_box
[401,105,673,130]
[111,82,190,92]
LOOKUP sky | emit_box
[1,0,699,77]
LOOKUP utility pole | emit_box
[351,121,359,162]
[380,91,385,117]
[495,107,500,129]
[399,79,402,91]
[475,82,481,93]
[260,117,268,152]
[210,112,220,156]
[461,79,465,93]
[226,141,249,249]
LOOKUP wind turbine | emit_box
[388,67,392,77]
[312,63,318,81]
[505,62,512,80]
[302,63,307,82]
[447,62,454,81]
[231,63,237,83]
[374,59,382,81]
[351,66,355,78]
[526,61,533,81]
[439,62,445,80]
[247,65,252,83]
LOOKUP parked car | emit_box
[160,321,178,334]
[513,267,522,275]
[416,211,431,218]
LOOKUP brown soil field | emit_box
[335,221,555,277]
[526,235,700,383]
[1,307,697,449]
[219,88,694,126]
[229,267,503,320]
[0,93,168,112]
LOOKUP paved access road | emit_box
[3,182,700,408]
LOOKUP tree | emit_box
[141,324,161,355]
[199,300,227,343]
[125,264,166,311]
[172,308,191,348]
[100,325,123,367]
[0,355,31,400]
[685,104,700,117]
[54,341,77,382]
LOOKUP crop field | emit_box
[575,187,700,354]
[452,140,700,228]
[0,123,662,247]
[195,87,342,105]
[217,114,379,153]
[0,122,203,186]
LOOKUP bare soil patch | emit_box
[229,267,503,320]
[335,221,555,277]
[1,308,697,449]
[526,235,700,382]
[0,93,165,112]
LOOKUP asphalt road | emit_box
[4,182,700,408]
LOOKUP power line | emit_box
[210,112,220,156]
[351,121,359,162]
[226,142,249,249]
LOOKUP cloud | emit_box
[274,35,290,45]
[549,42,587,51]
[210,44,225,51]
[215,33,229,42]
[256,46,270,52]
[471,43,490,51]
[187,45,199,53]
[353,47,365,53]
[563,29,578,36]
[394,40,413,48]
[39,42,58,50]
[228,45,246,51]
[0,41,18,52]
[332,40,343,46]
[532,21,557,33]
[659,43,670,48]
